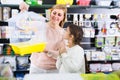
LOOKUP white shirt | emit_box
[56,45,85,73]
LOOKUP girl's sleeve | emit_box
[60,48,84,72]
[56,56,62,69]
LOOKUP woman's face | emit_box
[50,9,64,25]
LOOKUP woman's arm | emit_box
[46,39,66,59]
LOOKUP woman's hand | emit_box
[43,49,48,54]
[19,2,29,12]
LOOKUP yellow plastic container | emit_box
[10,42,46,56]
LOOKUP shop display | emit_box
[0,1,120,79]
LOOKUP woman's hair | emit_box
[68,24,84,46]
[51,4,67,27]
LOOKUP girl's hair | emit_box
[51,4,67,27]
[68,24,83,46]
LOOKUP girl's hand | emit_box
[59,47,66,55]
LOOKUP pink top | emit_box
[30,23,65,70]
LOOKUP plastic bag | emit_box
[0,64,13,77]
[7,11,47,43]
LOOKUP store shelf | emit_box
[1,4,120,9]
[88,60,120,63]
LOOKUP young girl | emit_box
[56,24,85,73]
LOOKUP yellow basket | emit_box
[10,42,46,56]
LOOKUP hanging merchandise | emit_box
[84,14,92,28]
[103,46,112,60]
[79,14,84,26]
[3,7,11,21]
[105,37,115,46]
[56,0,73,6]
[101,22,107,35]
[73,14,78,25]
[95,37,104,48]
[92,14,98,28]
[111,47,119,60]
[116,37,120,46]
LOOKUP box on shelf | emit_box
[76,0,91,6]
[95,0,112,6]
[1,0,23,5]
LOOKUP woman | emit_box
[29,4,67,73]
[56,24,85,73]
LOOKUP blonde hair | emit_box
[51,4,67,27]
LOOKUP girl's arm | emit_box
[60,47,85,72]
[56,56,62,69]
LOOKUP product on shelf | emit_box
[56,0,73,5]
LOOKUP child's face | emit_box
[64,27,74,47]
[64,27,71,40]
